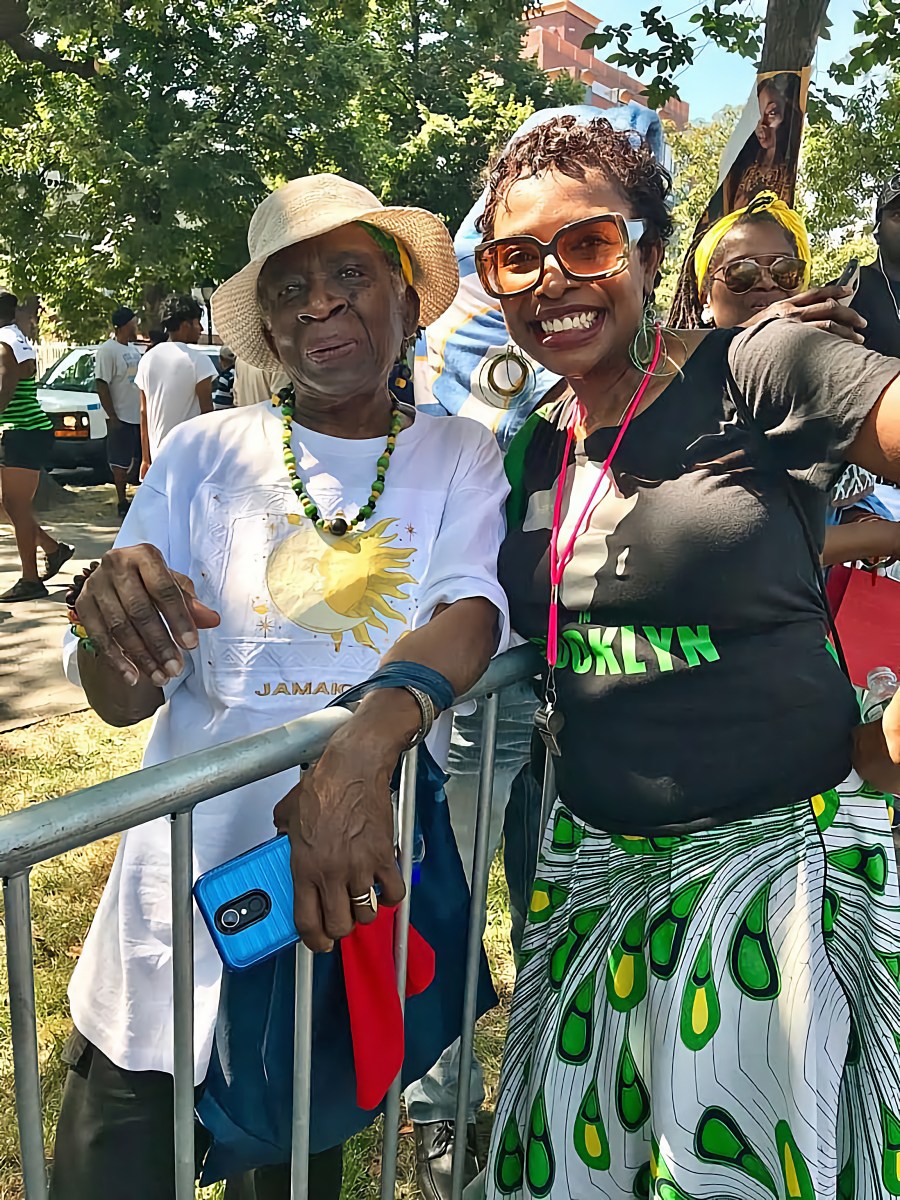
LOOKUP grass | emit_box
[0,711,514,1199]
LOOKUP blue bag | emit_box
[196,687,497,1183]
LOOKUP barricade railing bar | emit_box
[0,644,545,1200]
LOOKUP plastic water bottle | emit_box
[862,666,899,723]
[392,789,425,884]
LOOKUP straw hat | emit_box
[212,174,459,371]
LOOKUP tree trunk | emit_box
[760,0,831,70]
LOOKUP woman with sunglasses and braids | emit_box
[679,191,900,583]
[472,114,900,1199]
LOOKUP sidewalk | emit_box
[0,482,120,732]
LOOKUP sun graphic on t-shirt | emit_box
[265,517,418,651]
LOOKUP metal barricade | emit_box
[0,644,547,1200]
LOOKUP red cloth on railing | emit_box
[340,906,436,1110]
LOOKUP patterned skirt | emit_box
[485,772,900,1199]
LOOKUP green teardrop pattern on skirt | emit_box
[651,1137,701,1200]
[556,970,596,1064]
[837,1152,855,1200]
[882,1102,900,1195]
[605,905,648,1013]
[827,844,888,896]
[822,886,840,942]
[810,787,840,832]
[647,876,710,980]
[493,1114,525,1195]
[615,1030,651,1132]
[573,1082,610,1170]
[679,930,721,1051]
[775,1120,815,1199]
[526,1088,556,1198]
[694,1107,777,1196]
[632,1162,652,1197]
[528,879,569,925]
[879,951,900,990]
[610,832,692,855]
[550,807,584,853]
[548,906,604,991]
[728,881,781,1001]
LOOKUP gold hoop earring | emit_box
[479,344,535,407]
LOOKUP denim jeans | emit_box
[403,681,540,1124]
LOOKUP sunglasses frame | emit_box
[711,254,807,295]
[474,212,647,299]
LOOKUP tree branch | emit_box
[0,0,98,78]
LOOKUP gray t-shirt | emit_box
[500,320,900,833]
[94,338,142,425]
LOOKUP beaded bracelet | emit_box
[66,561,100,653]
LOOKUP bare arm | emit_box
[196,376,213,415]
[822,517,900,567]
[0,343,21,414]
[274,596,501,952]
[139,390,151,477]
[847,377,900,483]
[95,378,120,426]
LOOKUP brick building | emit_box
[524,0,689,130]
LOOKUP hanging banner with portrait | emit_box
[666,67,811,325]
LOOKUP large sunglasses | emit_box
[712,256,806,295]
[474,213,647,298]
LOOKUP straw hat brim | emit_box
[212,207,459,372]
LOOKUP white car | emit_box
[39,343,221,472]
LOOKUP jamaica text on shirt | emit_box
[254,680,354,697]
[557,623,721,676]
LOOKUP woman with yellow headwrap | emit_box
[669,191,865,340]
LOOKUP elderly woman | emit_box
[50,175,509,1200]
[469,114,900,1197]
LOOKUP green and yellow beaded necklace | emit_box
[280,386,403,537]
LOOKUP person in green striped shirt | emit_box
[0,291,73,601]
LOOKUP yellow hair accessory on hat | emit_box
[694,191,811,293]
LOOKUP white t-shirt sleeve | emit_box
[412,419,511,652]
[134,354,148,392]
[194,352,218,385]
[62,473,194,697]
[0,325,36,363]
[93,341,114,384]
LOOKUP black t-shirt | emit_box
[851,264,900,358]
[500,320,900,834]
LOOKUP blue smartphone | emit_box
[194,834,298,972]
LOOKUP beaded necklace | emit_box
[280,387,403,537]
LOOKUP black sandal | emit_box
[1,578,49,602]
[42,543,75,582]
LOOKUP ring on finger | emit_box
[350,887,378,914]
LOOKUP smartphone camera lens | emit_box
[248,895,265,914]
[221,908,240,929]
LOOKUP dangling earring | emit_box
[700,302,715,327]
[478,343,535,408]
[389,332,416,403]
[629,298,660,372]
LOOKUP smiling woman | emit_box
[50,173,511,1200]
[475,114,900,1200]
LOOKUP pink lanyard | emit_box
[546,324,663,668]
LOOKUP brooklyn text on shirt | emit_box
[553,622,722,677]
[254,680,353,697]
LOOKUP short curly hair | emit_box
[478,115,674,257]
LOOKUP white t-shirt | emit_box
[134,340,217,457]
[0,322,36,364]
[93,338,142,424]
[63,403,509,1082]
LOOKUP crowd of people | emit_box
[5,101,900,1200]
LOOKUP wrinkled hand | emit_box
[274,722,406,953]
[753,284,868,342]
[75,543,220,687]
